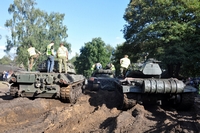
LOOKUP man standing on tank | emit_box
[27,44,41,71]
[120,55,131,78]
[57,43,68,73]
[46,41,55,73]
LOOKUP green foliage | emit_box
[0,56,13,65]
[4,0,70,70]
[74,37,114,78]
[122,0,200,78]
[69,53,79,65]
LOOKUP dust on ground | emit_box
[0,81,199,133]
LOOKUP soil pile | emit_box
[0,81,199,133]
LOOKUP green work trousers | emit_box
[58,56,67,73]
[120,67,128,78]
[29,54,39,71]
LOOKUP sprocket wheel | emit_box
[60,83,83,104]
[10,85,19,98]
[175,93,195,110]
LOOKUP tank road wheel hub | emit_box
[174,93,195,110]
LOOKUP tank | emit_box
[8,60,85,104]
[119,58,197,110]
[85,68,118,91]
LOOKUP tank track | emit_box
[60,80,83,104]
[10,85,19,97]
[123,93,137,110]
[176,93,195,110]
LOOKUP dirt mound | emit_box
[0,83,199,133]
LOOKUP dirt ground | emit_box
[0,81,199,133]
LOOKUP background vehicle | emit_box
[85,68,118,91]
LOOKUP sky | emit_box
[0,0,129,59]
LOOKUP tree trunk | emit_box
[167,64,174,78]
[175,63,181,78]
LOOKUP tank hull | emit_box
[120,77,197,110]
[85,69,118,91]
[119,57,197,110]
[9,71,85,104]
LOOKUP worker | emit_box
[120,55,131,78]
[57,43,68,73]
[110,63,116,77]
[27,44,41,71]
[46,41,55,73]
[91,62,102,71]
[106,63,116,76]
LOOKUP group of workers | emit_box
[27,41,68,73]
[91,54,131,78]
[28,42,131,77]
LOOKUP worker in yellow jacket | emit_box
[27,44,41,71]
[120,55,130,78]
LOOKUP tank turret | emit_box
[126,58,162,78]
[139,58,162,76]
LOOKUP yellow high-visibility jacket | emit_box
[120,57,130,68]
[57,46,68,57]
[27,47,36,57]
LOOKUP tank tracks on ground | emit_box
[122,92,196,110]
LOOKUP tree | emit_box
[69,53,79,65]
[123,0,200,78]
[0,56,13,65]
[4,0,70,70]
[74,37,113,77]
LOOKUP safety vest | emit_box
[91,64,95,71]
[46,44,53,55]
[27,47,36,57]
[120,58,130,68]
[111,64,115,71]
[57,46,68,57]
